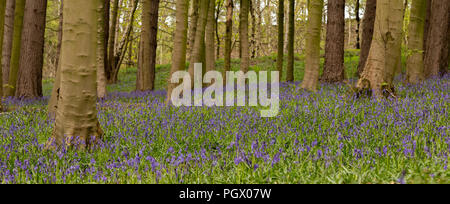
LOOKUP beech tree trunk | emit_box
[188,0,199,61]
[137,0,160,91]
[286,0,295,82]
[0,0,6,108]
[2,0,15,96]
[424,0,449,78]
[240,0,250,73]
[357,0,404,97]
[205,0,215,72]
[301,0,324,91]
[6,0,25,97]
[224,0,233,82]
[188,0,210,87]
[97,0,107,98]
[406,0,427,84]
[48,0,103,149]
[277,0,284,80]
[166,0,189,104]
[357,0,376,77]
[15,0,47,98]
[54,0,63,74]
[320,0,345,83]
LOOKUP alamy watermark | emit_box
[170,63,280,117]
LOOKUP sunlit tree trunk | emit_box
[48,0,103,149]
[166,0,189,104]
[320,0,345,83]
[357,0,404,97]
[301,0,324,91]
[240,0,250,73]
[97,0,107,98]
[6,0,25,97]
[15,0,47,98]
[137,0,160,91]
[406,0,427,84]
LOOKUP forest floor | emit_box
[1,52,449,184]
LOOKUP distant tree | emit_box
[6,0,25,97]
[137,0,160,91]
[424,0,449,78]
[48,0,103,149]
[357,0,376,77]
[277,0,284,80]
[301,0,324,91]
[321,0,345,83]
[166,0,189,104]
[106,0,120,83]
[356,0,404,97]
[15,0,48,98]
[406,0,427,84]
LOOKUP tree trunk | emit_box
[5,0,25,97]
[355,0,361,49]
[406,0,427,84]
[286,0,295,82]
[106,0,119,83]
[48,0,103,150]
[0,0,6,108]
[166,0,189,104]
[205,0,215,72]
[320,0,345,83]
[301,0,324,91]
[54,0,63,74]
[356,0,404,98]
[137,0,160,91]
[188,0,210,87]
[103,0,110,84]
[357,0,376,77]
[224,0,233,82]
[277,0,284,80]
[15,0,47,98]
[240,0,250,73]
[2,0,15,96]
[250,0,256,59]
[188,0,199,61]
[97,0,107,98]
[424,0,449,78]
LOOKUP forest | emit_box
[0,0,449,184]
